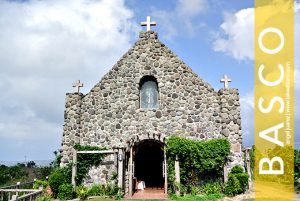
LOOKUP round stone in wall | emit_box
[156,111,162,118]
[222,128,230,137]
[116,124,121,129]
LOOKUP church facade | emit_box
[60,27,243,196]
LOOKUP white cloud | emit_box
[213,8,254,61]
[0,0,136,161]
[213,2,300,62]
[177,0,208,17]
[151,0,207,40]
[214,2,300,148]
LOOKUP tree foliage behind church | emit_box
[166,136,230,189]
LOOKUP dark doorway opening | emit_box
[134,140,164,188]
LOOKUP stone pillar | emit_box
[218,88,243,170]
[175,156,180,195]
[118,148,124,189]
[71,148,77,188]
[164,146,168,196]
[245,148,252,188]
[129,147,133,196]
[61,93,83,166]
[223,162,228,183]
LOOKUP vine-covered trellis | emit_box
[71,144,116,187]
[166,136,231,193]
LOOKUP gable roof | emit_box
[86,31,216,96]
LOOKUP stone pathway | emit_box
[125,188,167,200]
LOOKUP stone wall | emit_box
[60,31,244,184]
[83,154,117,186]
[76,31,223,151]
[218,88,243,169]
[61,93,83,164]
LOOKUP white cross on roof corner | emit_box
[72,80,83,93]
[220,74,232,89]
[140,16,156,31]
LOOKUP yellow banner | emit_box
[255,0,294,200]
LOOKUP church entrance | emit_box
[133,140,165,190]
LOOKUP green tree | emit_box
[295,149,300,190]
[26,161,36,168]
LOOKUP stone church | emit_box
[60,17,243,196]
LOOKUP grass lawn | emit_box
[171,194,223,201]
[89,199,168,201]
[88,194,223,201]
[88,199,116,201]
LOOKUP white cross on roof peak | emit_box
[72,80,83,93]
[141,16,156,31]
[220,74,232,89]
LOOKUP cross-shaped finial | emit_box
[72,80,83,93]
[220,74,232,89]
[140,16,156,31]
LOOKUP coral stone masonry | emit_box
[60,30,244,195]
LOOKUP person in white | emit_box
[137,180,146,191]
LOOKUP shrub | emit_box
[33,180,49,190]
[228,165,249,194]
[179,184,187,196]
[235,173,249,193]
[224,174,240,197]
[87,184,104,196]
[86,183,121,198]
[230,166,244,174]
[48,169,67,198]
[76,186,88,201]
[35,195,53,201]
[190,185,201,196]
[200,181,222,195]
[115,189,124,200]
[104,183,120,197]
[58,184,74,200]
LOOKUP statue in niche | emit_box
[140,80,158,108]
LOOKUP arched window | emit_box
[140,76,159,109]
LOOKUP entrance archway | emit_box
[134,140,164,188]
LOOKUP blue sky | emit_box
[0,0,299,162]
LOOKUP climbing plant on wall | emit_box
[73,144,106,185]
[166,136,230,192]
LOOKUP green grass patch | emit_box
[171,193,224,201]
[89,199,167,201]
[88,199,115,201]
[87,193,224,201]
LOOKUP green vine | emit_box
[73,144,106,185]
[166,136,230,192]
